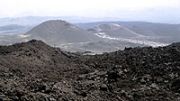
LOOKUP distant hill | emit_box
[0,16,62,26]
[0,16,123,26]
[0,20,176,53]
[77,21,180,43]
[0,24,32,35]
[26,20,99,45]
[90,23,143,38]
[87,23,167,47]
[25,20,150,53]
[0,24,25,31]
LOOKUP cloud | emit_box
[0,0,179,17]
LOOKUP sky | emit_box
[0,0,180,23]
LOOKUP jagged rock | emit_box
[171,79,180,93]
[0,94,9,101]
[100,84,108,91]
[52,82,72,93]
[150,83,159,90]
[0,40,180,101]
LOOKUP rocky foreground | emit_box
[0,40,180,101]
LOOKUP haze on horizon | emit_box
[0,0,180,23]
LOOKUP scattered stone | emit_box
[0,40,180,101]
[100,84,108,91]
[150,83,159,90]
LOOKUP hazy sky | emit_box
[0,0,180,22]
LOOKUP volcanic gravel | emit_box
[0,40,180,101]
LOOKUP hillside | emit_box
[90,23,143,38]
[26,20,99,44]
[78,21,180,43]
[118,22,180,43]
[89,23,167,47]
[0,40,180,100]
[0,24,31,35]
[24,20,149,53]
